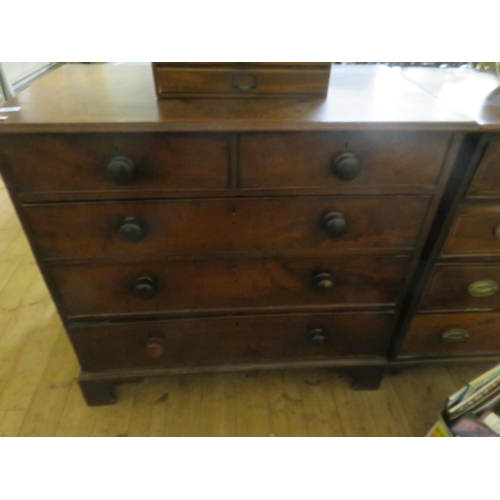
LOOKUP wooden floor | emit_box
[0,178,494,437]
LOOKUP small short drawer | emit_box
[239,132,451,190]
[442,202,500,256]
[48,255,410,319]
[468,137,500,197]
[0,133,229,197]
[69,311,394,372]
[25,196,430,259]
[153,63,331,98]
[421,264,500,311]
[399,312,500,357]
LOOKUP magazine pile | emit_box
[427,363,500,437]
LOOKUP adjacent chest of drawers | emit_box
[0,64,479,405]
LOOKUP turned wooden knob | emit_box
[321,212,347,238]
[331,152,361,181]
[119,217,144,243]
[105,156,136,185]
[313,272,335,291]
[134,276,156,300]
[145,337,165,358]
[305,327,327,343]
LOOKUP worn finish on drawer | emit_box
[70,311,394,371]
[0,133,229,195]
[468,138,500,197]
[442,202,500,256]
[49,256,411,318]
[239,132,452,189]
[421,264,500,311]
[25,196,430,259]
[154,65,330,98]
[399,312,500,357]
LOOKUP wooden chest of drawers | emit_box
[0,63,478,405]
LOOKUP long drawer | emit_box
[399,312,500,357]
[239,132,451,189]
[70,311,394,371]
[0,133,229,196]
[442,202,500,256]
[421,264,500,311]
[25,196,430,259]
[48,255,411,318]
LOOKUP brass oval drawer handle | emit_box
[119,216,145,243]
[441,328,470,343]
[321,212,347,238]
[305,327,327,344]
[106,156,136,185]
[134,276,157,300]
[313,271,335,292]
[331,152,361,181]
[495,226,500,239]
[467,280,499,297]
[232,74,257,91]
[145,337,165,358]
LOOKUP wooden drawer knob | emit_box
[119,217,144,243]
[134,276,156,300]
[467,280,499,297]
[106,156,136,185]
[305,327,327,343]
[145,337,165,358]
[441,328,470,343]
[313,272,335,291]
[331,152,361,181]
[321,212,347,238]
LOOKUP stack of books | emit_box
[427,364,500,437]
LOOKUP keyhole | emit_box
[231,207,237,216]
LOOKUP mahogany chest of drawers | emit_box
[0,63,481,405]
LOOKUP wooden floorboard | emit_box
[0,176,494,437]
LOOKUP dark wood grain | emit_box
[399,312,500,357]
[442,201,500,256]
[69,311,394,372]
[24,196,430,259]
[468,136,500,197]
[0,133,229,195]
[421,263,500,311]
[240,132,452,189]
[48,255,411,319]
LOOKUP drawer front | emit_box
[70,312,393,371]
[26,196,430,259]
[468,138,500,197]
[442,203,500,256]
[422,264,500,311]
[0,133,228,195]
[49,256,410,318]
[155,66,330,97]
[399,312,500,357]
[239,132,451,190]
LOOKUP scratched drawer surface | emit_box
[48,255,411,319]
[70,311,393,372]
[399,312,500,357]
[239,131,452,190]
[442,202,500,256]
[0,133,229,196]
[421,264,500,311]
[25,196,430,260]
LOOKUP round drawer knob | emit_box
[467,280,499,297]
[331,152,361,181]
[145,337,165,358]
[313,272,335,291]
[441,328,470,343]
[134,276,156,300]
[105,156,136,185]
[119,217,144,243]
[321,212,347,238]
[305,327,327,344]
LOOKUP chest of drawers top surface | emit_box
[0,64,477,133]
